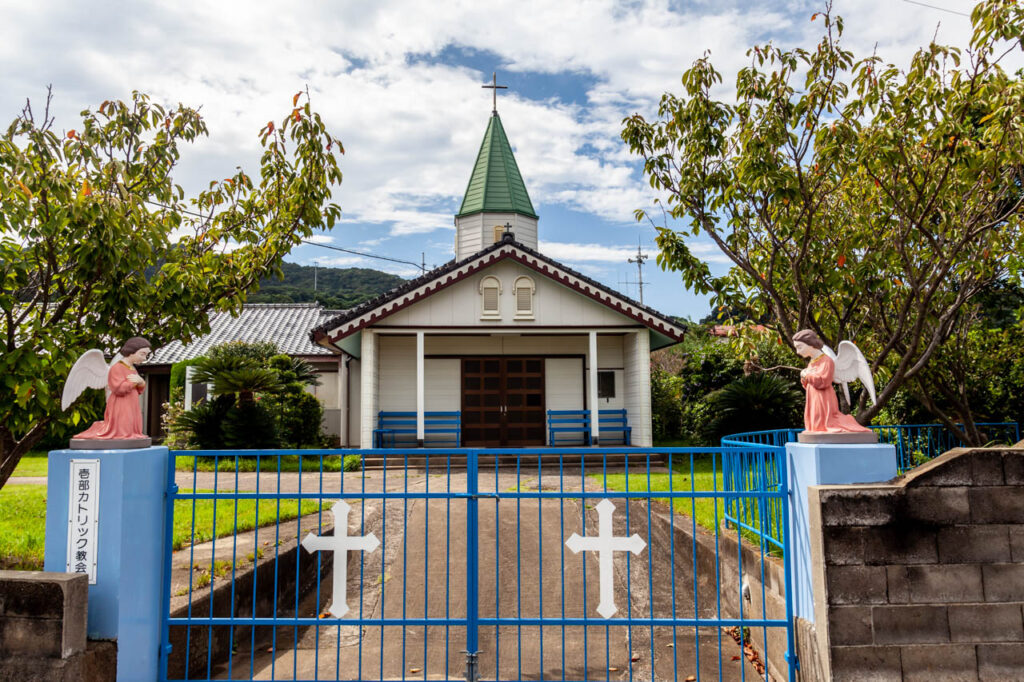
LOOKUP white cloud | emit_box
[687,241,734,265]
[539,241,637,263]
[316,255,366,268]
[304,234,335,245]
[3,0,1019,316]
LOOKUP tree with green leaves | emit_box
[622,1,1024,442]
[0,89,344,488]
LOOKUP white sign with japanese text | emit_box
[66,459,100,584]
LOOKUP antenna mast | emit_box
[627,239,649,305]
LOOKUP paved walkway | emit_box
[19,466,760,680]
[172,468,759,681]
[7,476,46,485]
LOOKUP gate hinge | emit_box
[163,643,173,655]
[785,649,800,670]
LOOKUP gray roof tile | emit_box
[147,303,342,365]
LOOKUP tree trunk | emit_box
[0,421,49,491]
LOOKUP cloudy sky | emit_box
[0,0,990,318]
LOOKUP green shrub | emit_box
[270,391,323,448]
[208,341,278,364]
[222,401,280,449]
[651,369,685,441]
[343,454,362,472]
[175,395,233,449]
[701,373,802,443]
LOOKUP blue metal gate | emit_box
[158,447,795,681]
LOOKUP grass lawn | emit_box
[11,451,48,477]
[0,484,324,570]
[0,485,47,569]
[171,490,323,551]
[174,453,360,474]
[593,454,726,535]
[594,453,782,555]
[10,450,362,478]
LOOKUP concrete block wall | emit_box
[0,571,115,681]
[809,447,1024,681]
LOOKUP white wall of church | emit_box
[377,335,461,413]
[545,358,584,412]
[377,260,636,328]
[455,213,538,259]
[378,335,416,410]
[425,360,460,411]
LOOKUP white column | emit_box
[338,355,348,447]
[634,330,652,447]
[360,331,377,449]
[623,331,653,447]
[589,331,600,445]
[184,365,195,411]
[416,331,425,444]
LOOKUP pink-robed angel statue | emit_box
[792,329,877,443]
[61,337,153,449]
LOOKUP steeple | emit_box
[454,111,539,259]
[457,113,538,220]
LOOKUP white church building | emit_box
[311,109,685,448]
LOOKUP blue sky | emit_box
[0,0,995,319]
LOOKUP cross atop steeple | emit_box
[481,72,507,114]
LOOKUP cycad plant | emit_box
[189,355,283,403]
[702,372,802,443]
[173,342,324,449]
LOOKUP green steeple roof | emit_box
[457,113,538,219]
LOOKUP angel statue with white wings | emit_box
[792,329,878,443]
[62,337,153,449]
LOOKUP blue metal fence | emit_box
[159,447,796,681]
[720,422,1020,550]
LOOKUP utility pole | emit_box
[313,261,318,293]
[627,239,649,305]
[421,252,426,274]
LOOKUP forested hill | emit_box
[247,261,407,310]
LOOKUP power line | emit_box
[140,198,427,273]
[901,0,970,17]
[299,240,426,272]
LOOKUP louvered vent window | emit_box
[480,276,501,318]
[493,225,505,243]
[513,276,535,319]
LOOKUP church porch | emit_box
[354,328,652,449]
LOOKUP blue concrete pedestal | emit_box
[44,446,170,681]
[786,442,896,622]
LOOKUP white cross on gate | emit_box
[301,500,380,618]
[565,498,647,619]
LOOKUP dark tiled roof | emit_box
[312,235,686,343]
[147,304,342,365]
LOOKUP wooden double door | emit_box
[461,357,545,447]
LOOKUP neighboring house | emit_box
[310,109,686,448]
[138,303,346,439]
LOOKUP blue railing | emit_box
[159,447,796,681]
[723,422,1019,472]
[721,421,1020,550]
